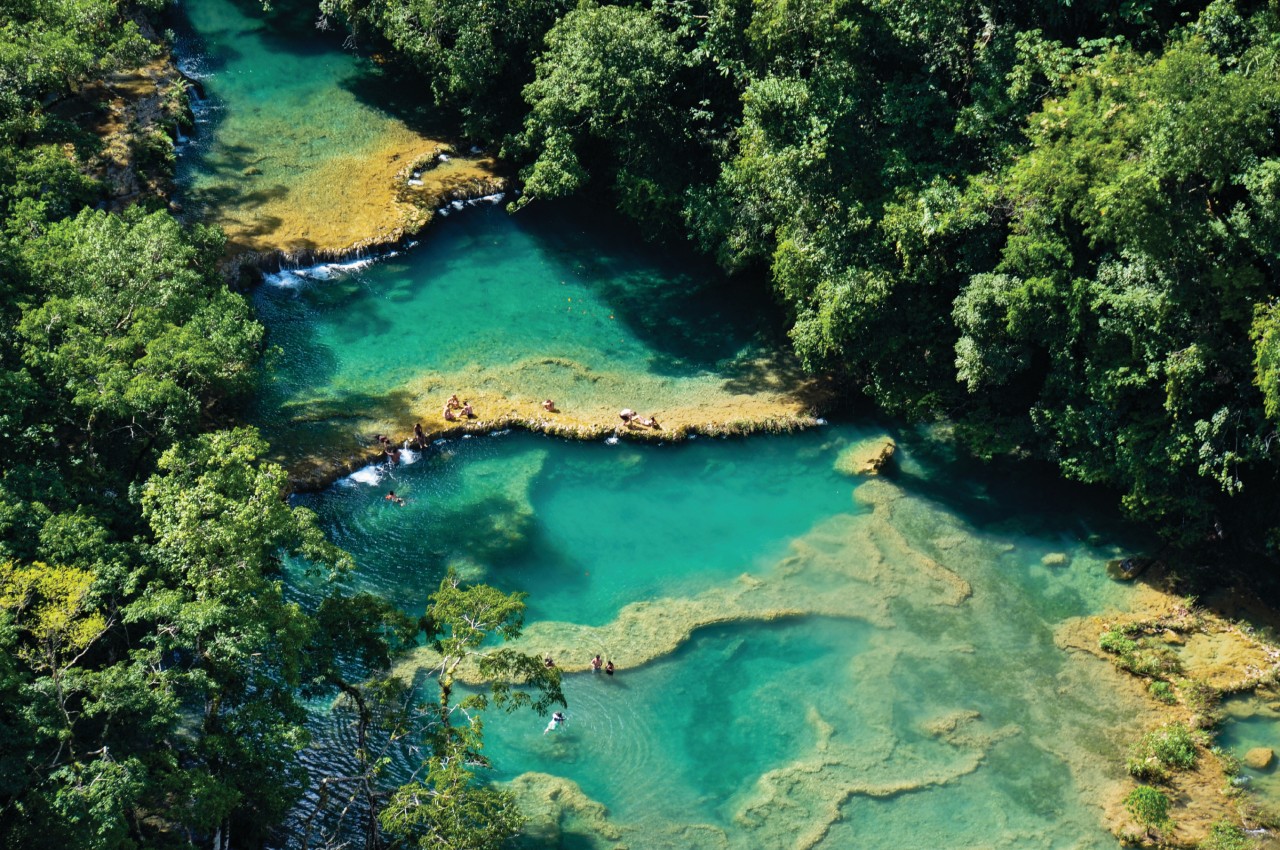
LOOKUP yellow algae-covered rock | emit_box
[278,352,830,490]
[833,436,897,476]
[506,773,627,850]
[506,773,732,850]
[1245,748,1275,770]
[1177,629,1278,691]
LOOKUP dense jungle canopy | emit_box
[0,0,1279,845]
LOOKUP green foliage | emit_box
[1252,301,1280,422]
[1099,627,1182,678]
[1128,721,1199,780]
[1199,819,1254,850]
[1211,746,1242,778]
[319,0,571,138]
[1125,784,1173,835]
[1100,628,1139,656]
[356,571,564,850]
[324,0,1280,558]
[379,749,525,850]
[10,206,262,487]
[0,0,154,134]
[1178,678,1224,728]
[510,2,696,222]
[1148,680,1176,704]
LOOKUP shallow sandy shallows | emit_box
[214,139,501,262]
[278,352,832,489]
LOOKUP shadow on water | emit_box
[340,59,457,139]
[223,0,454,137]
[885,422,1150,551]
[511,200,785,377]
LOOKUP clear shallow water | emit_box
[172,0,458,254]
[251,203,787,472]
[289,426,1151,849]
[1220,697,1280,797]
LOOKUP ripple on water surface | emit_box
[287,426,1153,849]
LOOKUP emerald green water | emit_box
[289,425,1150,849]
[174,2,1175,846]
[251,203,789,471]
[1220,697,1280,798]
[173,0,451,254]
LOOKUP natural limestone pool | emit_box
[250,202,823,487]
[287,424,1159,849]
[170,1,1276,846]
[172,0,498,260]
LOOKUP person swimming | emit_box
[544,711,566,734]
[590,654,602,673]
[605,660,615,676]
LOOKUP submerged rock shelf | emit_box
[291,431,1156,849]
[282,372,833,491]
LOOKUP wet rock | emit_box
[1161,630,1185,646]
[1106,557,1149,581]
[1041,552,1070,567]
[834,436,896,476]
[1245,748,1274,770]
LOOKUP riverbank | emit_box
[281,365,834,491]
[1059,573,1280,846]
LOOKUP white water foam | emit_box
[437,193,506,219]
[344,465,384,486]
[605,436,620,446]
[176,56,212,80]
[263,256,377,289]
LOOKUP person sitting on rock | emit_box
[543,399,557,412]
[461,401,474,418]
[444,406,457,422]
